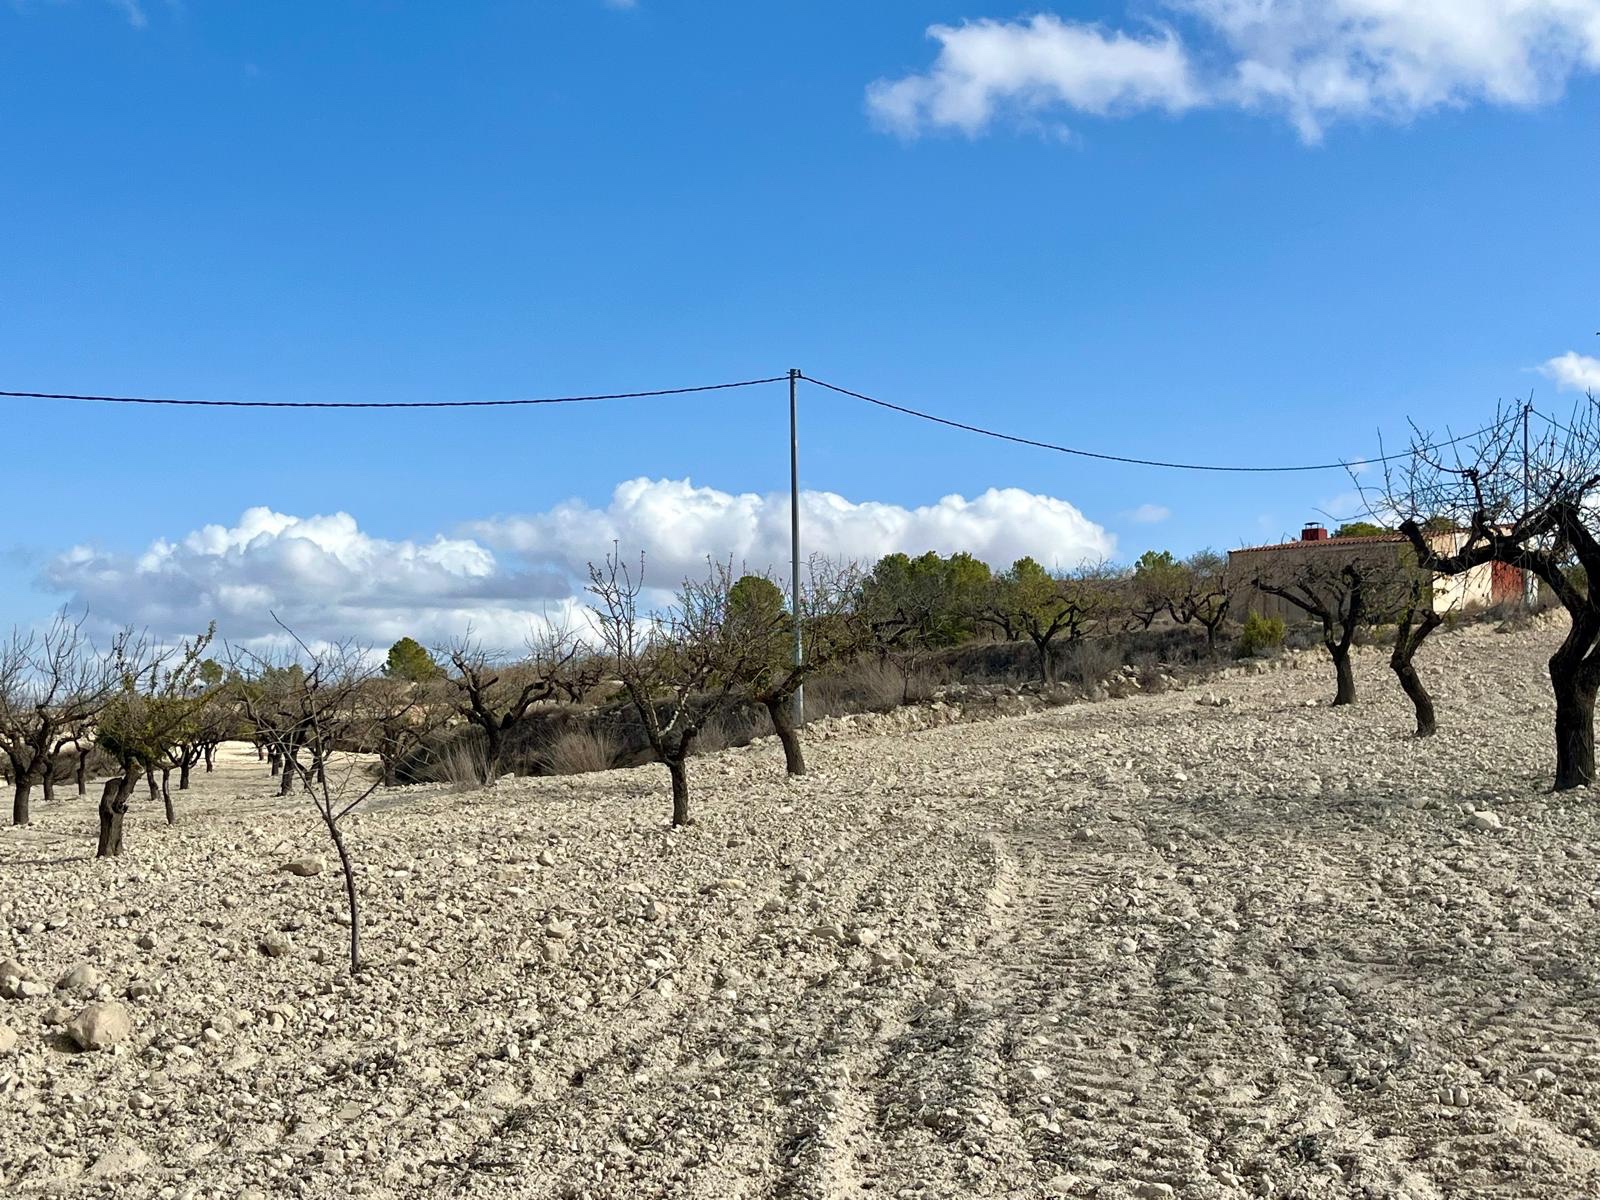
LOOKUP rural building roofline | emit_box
[1229,533,1408,555]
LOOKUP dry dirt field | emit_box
[4,620,1600,1199]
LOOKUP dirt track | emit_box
[4,618,1600,1199]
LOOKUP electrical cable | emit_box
[800,373,1510,474]
[2,369,1518,473]
[0,377,789,409]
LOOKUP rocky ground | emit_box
[3,619,1600,1199]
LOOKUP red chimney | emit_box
[1301,522,1328,542]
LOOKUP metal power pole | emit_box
[1524,400,1536,608]
[789,369,805,726]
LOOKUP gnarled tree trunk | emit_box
[666,756,691,826]
[12,778,32,826]
[1330,641,1356,706]
[1551,658,1599,791]
[1391,597,1443,737]
[764,696,806,776]
[97,771,136,857]
[1030,634,1057,685]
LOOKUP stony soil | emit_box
[3,619,1600,1199]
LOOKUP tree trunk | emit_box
[1391,606,1442,738]
[179,757,192,791]
[145,768,158,802]
[1030,635,1054,685]
[269,749,280,776]
[1392,654,1437,737]
[97,774,133,858]
[42,772,55,805]
[323,811,362,974]
[666,756,691,827]
[279,753,296,796]
[764,696,806,776]
[76,752,87,795]
[12,779,31,826]
[204,745,215,772]
[1552,666,1598,790]
[162,769,175,825]
[381,757,397,788]
[1329,643,1356,706]
[481,727,501,784]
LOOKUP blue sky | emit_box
[2,1,1598,647]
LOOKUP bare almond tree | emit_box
[94,627,213,856]
[438,628,597,785]
[1167,550,1235,652]
[0,613,132,826]
[1370,398,1600,787]
[363,675,451,787]
[588,551,758,826]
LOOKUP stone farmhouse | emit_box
[1229,523,1528,623]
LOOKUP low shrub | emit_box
[1237,613,1286,658]
[1059,638,1122,688]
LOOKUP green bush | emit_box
[1237,613,1285,658]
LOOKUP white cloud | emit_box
[1124,503,1171,524]
[867,16,1198,136]
[871,2,1600,141]
[42,507,574,653]
[474,478,1115,581]
[1541,351,1600,393]
[43,480,1115,651]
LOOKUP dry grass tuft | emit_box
[536,725,621,776]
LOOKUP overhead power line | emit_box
[0,377,789,409]
[800,373,1510,474]
[4,370,1513,473]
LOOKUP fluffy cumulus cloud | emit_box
[1542,351,1600,393]
[867,16,1198,136]
[43,480,1114,650]
[42,507,576,652]
[474,478,1114,587]
[871,2,1600,141]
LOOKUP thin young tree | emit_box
[588,551,758,826]
[233,629,379,974]
[1371,397,1600,787]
